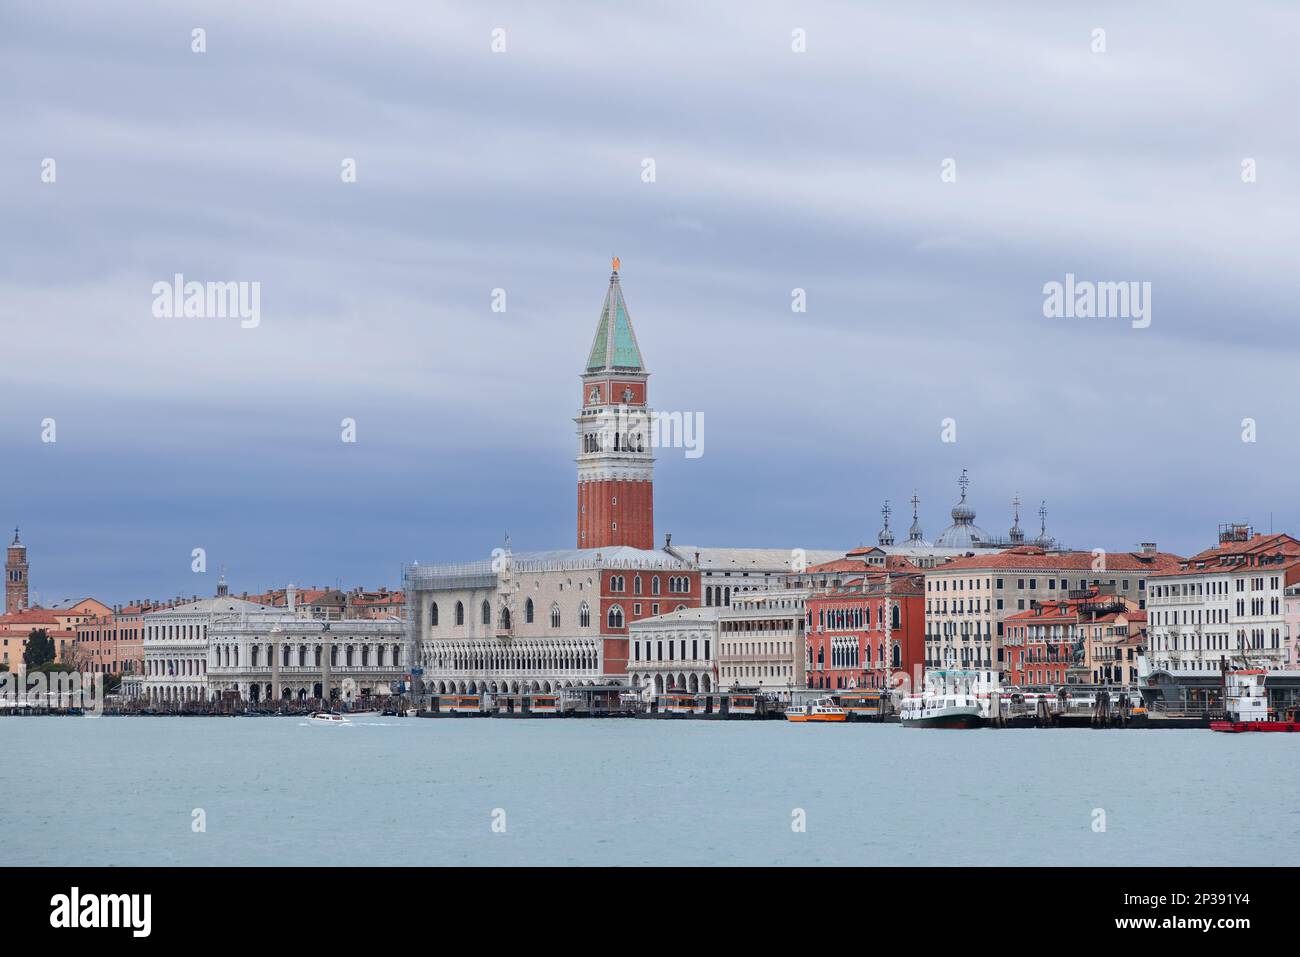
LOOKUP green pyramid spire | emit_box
[586,262,645,373]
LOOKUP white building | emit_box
[142,594,272,704]
[406,545,699,696]
[207,610,406,704]
[1146,528,1300,677]
[627,606,720,696]
[717,590,809,700]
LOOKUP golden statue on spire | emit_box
[611,256,620,273]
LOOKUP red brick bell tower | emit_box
[576,258,654,550]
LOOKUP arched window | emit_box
[579,601,591,628]
[455,601,464,626]
[652,577,661,595]
[892,605,901,630]
[430,601,439,626]
[500,607,511,629]
[634,575,642,595]
[481,600,490,626]
[551,603,561,628]
[892,644,902,668]
[525,598,534,624]
[607,605,625,629]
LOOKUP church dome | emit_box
[934,470,986,549]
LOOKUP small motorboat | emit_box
[309,711,350,725]
[786,697,847,722]
[405,708,418,718]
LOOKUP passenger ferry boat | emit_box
[1211,669,1300,732]
[530,694,560,715]
[901,669,984,728]
[435,694,484,716]
[727,694,759,716]
[308,711,350,725]
[657,693,698,716]
[836,690,887,722]
[785,696,847,722]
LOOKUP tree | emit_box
[23,629,56,669]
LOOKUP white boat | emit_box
[404,708,418,718]
[786,696,847,723]
[309,711,350,725]
[899,693,983,728]
[900,669,985,728]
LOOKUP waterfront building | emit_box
[207,604,406,704]
[716,591,807,700]
[1285,582,1300,668]
[1145,526,1300,679]
[924,543,1181,687]
[6,527,28,614]
[0,598,111,674]
[407,544,700,695]
[142,595,272,704]
[804,568,925,692]
[0,609,71,673]
[1002,589,1146,687]
[73,602,156,676]
[627,606,720,695]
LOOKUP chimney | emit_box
[287,583,297,613]
[1140,542,1157,555]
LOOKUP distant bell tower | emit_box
[6,527,29,614]
[576,258,654,551]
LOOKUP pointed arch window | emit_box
[607,605,625,629]
[525,598,535,624]
[579,601,591,628]
[551,603,561,628]
[455,601,465,626]
[481,600,491,626]
[430,601,439,626]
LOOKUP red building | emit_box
[576,258,655,551]
[805,563,926,693]
[1003,588,1145,687]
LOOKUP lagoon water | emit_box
[2,717,1294,866]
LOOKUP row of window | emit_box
[633,638,710,662]
[928,577,1144,592]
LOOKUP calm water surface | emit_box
[2,717,1295,866]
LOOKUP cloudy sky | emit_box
[3,1,1298,604]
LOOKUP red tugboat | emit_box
[1210,669,1300,733]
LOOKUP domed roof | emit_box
[934,470,986,549]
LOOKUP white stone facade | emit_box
[406,546,696,695]
[627,607,719,696]
[141,596,271,704]
[207,612,407,703]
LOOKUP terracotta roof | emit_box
[929,545,1182,573]
[807,554,922,574]
[1154,533,1300,577]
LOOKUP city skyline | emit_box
[5,2,1300,602]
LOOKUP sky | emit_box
[2,1,1299,605]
